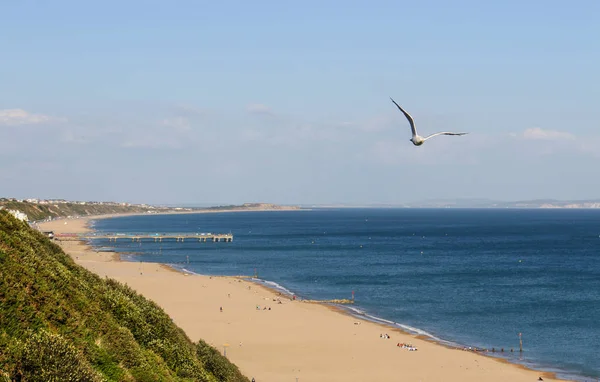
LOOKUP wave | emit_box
[119,253,138,262]
[345,306,366,315]
[392,322,455,346]
[249,278,295,296]
[167,263,201,275]
[247,276,458,349]
[338,306,459,348]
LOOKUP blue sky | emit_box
[1,1,599,205]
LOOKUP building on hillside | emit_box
[8,210,29,222]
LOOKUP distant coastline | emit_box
[4,196,599,224]
[0,199,305,223]
[303,199,600,209]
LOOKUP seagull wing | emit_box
[422,132,468,141]
[390,97,417,137]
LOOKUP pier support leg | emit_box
[519,333,523,353]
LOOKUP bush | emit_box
[0,211,249,382]
[18,330,103,382]
[196,340,247,382]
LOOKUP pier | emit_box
[54,232,234,243]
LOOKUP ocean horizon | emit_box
[90,208,600,381]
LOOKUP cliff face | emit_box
[0,211,248,382]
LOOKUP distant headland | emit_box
[0,198,301,222]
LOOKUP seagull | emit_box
[390,97,468,146]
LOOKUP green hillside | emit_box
[0,200,300,222]
[0,200,168,222]
[0,211,248,382]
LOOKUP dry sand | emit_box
[39,216,569,382]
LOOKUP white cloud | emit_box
[521,127,575,141]
[161,116,190,131]
[0,109,65,126]
[507,128,600,158]
[246,103,273,115]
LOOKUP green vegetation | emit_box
[0,200,299,222]
[0,211,248,382]
[0,200,166,222]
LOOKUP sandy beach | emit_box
[39,215,569,382]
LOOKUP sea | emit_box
[90,208,600,381]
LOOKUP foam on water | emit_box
[165,263,201,275]
[393,323,454,346]
[345,306,366,315]
[340,305,455,346]
[251,276,457,349]
[250,278,296,296]
[119,253,138,262]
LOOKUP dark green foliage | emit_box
[19,329,103,381]
[0,211,249,382]
[196,341,248,382]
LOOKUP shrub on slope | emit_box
[0,211,248,382]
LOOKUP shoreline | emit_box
[30,206,310,229]
[39,214,574,382]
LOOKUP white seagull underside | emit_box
[390,97,468,146]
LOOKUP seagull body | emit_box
[389,97,468,146]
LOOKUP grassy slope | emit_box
[0,201,160,221]
[0,211,248,382]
